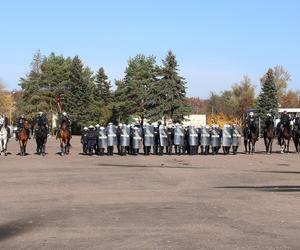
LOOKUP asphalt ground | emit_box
[0,136,299,249]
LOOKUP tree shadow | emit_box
[215,185,300,192]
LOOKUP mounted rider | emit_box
[0,113,10,138]
[277,110,291,132]
[264,113,274,128]
[35,112,49,133]
[245,112,258,128]
[15,114,30,140]
[59,112,72,131]
[294,113,300,128]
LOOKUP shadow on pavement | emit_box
[97,163,204,170]
[0,218,37,241]
[215,185,300,192]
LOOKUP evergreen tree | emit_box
[95,67,112,104]
[257,69,279,118]
[94,67,112,124]
[123,54,157,124]
[145,50,190,123]
[64,56,96,130]
[19,50,47,121]
[111,79,132,124]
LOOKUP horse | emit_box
[292,123,300,154]
[263,120,275,154]
[18,120,30,156]
[34,125,48,156]
[243,122,259,154]
[278,121,292,154]
[0,119,8,156]
[57,121,71,156]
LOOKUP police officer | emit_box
[81,126,89,154]
[35,112,49,132]
[15,114,30,140]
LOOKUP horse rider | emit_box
[59,112,72,131]
[0,113,11,138]
[15,114,30,140]
[246,112,257,128]
[277,110,291,133]
[294,113,300,128]
[264,113,274,128]
[35,112,49,133]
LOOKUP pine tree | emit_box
[64,56,96,130]
[145,50,190,123]
[94,67,112,124]
[257,69,279,118]
[123,54,157,124]
[19,50,47,121]
[95,67,112,104]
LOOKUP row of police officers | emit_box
[80,123,242,156]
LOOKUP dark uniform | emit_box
[81,129,88,154]
[16,115,30,140]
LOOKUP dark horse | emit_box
[18,120,30,156]
[292,122,300,153]
[243,121,259,154]
[34,125,48,156]
[278,121,292,154]
[57,121,71,156]
[263,120,275,154]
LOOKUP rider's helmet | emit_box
[83,126,88,131]
[62,112,67,117]
[20,114,25,118]
[95,124,100,129]
[88,125,94,130]
[38,111,43,117]
[118,123,123,127]
[249,112,254,117]
[283,110,287,115]
[267,113,272,117]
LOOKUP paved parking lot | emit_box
[0,136,300,249]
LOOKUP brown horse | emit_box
[244,122,259,154]
[57,121,71,156]
[263,121,275,154]
[278,122,292,154]
[18,120,30,156]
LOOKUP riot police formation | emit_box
[79,122,243,156]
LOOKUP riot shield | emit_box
[211,128,221,147]
[120,125,130,147]
[159,125,168,147]
[98,127,108,149]
[188,126,199,146]
[222,125,232,147]
[143,125,154,146]
[107,124,117,146]
[131,127,142,149]
[232,125,241,146]
[174,125,184,145]
[200,126,210,146]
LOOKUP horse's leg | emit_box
[60,139,64,156]
[244,139,247,153]
[264,137,268,153]
[287,139,290,153]
[270,139,273,154]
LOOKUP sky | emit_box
[0,0,299,98]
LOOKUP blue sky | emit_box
[0,0,299,98]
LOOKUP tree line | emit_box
[188,65,300,124]
[14,50,189,132]
[1,50,299,129]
